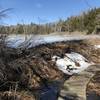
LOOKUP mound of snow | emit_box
[52,52,93,75]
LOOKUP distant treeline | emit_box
[0,8,100,34]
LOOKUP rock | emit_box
[58,65,100,100]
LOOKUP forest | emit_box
[0,7,100,35]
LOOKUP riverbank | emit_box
[0,34,99,100]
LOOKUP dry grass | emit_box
[0,91,35,100]
[0,36,99,100]
[86,71,100,99]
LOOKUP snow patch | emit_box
[94,45,100,49]
[52,52,93,75]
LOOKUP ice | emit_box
[5,34,87,48]
[5,34,32,48]
[4,34,100,48]
[52,52,92,75]
[65,52,88,62]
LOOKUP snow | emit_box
[52,52,93,75]
[3,34,100,48]
[5,34,89,48]
[4,34,100,48]
[5,34,32,48]
[94,45,100,49]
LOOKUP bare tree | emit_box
[0,8,12,20]
[0,8,12,49]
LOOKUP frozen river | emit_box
[5,34,100,48]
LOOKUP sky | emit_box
[0,0,100,25]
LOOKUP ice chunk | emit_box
[52,52,92,75]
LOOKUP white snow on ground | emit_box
[5,34,100,48]
[52,52,93,75]
[6,34,83,48]
[5,34,32,48]
[94,45,100,49]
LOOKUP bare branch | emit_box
[0,8,13,19]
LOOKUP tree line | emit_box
[0,7,100,35]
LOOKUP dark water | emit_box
[87,92,100,100]
[35,80,64,100]
[39,86,58,100]
[35,75,71,100]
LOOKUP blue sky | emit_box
[0,0,100,25]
